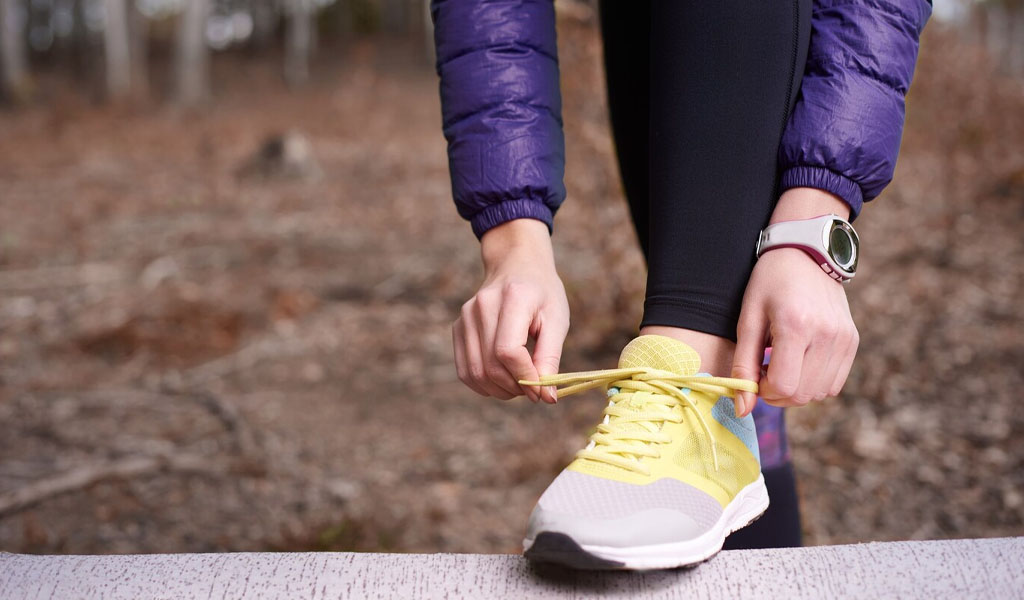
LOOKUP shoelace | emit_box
[520,368,758,475]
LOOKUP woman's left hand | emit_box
[730,187,860,416]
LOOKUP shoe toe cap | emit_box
[524,469,723,548]
[526,503,707,548]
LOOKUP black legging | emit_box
[601,0,812,341]
[600,0,811,549]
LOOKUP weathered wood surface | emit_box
[1,537,1021,599]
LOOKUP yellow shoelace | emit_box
[520,368,758,475]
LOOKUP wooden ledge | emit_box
[2,537,1021,599]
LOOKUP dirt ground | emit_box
[0,13,1022,555]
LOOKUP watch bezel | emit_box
[822,218,859,275]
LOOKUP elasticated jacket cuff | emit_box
[470,199,554,239]
[780,166,865,221]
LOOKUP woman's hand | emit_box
[731,188,860,416]
[453,219,569,403]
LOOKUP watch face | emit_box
[828,222,858,271]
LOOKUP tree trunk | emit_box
[0,0,29,101]
[422,0,433,65]
[1009,1,1024,77]
[381,0,408,33]
[103,0,131,100]
[334,0,352,44]
[250,0,278,51]
[284,0,313,87]
[129,0,149,99]
[176,0,210,105]
[984,2,1007,71]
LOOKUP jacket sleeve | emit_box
[431,0,566,239]
[779,0,931,219]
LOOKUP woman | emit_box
[431,0,929,569]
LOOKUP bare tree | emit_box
[422,0,433,64]
[176,0,210,105]
[0,0,29,101]
[104,0,131,99]
[335,0,352,41]
[284,0,313,87]
[381,0,409,33]
[129,0,149,98]
[1007,0,1024,76]
[971,0,1024,76]
[250,0,278,51]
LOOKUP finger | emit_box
[829,327,859,397]
[474,294,525,399]
[803,312,843,402]
[760,333,806,405]
[796,335,831,405]
[732,311,768,417]
[454,317,491,397]
[463,307,514,400]
[452,318,482,397]
[531,308,569,404]
[494,300,541,403]
[813,294,850,401]
[815,347,841,402]
[828,293,858,397]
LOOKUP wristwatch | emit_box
[755,214,859,282]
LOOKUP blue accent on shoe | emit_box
[684,375,761,465]
[711,396,761,466]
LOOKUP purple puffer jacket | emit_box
[432,0,931,239]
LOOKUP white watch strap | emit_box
[756,215,853,282]
[757,216,828,257]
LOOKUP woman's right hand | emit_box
[453,219,569,404]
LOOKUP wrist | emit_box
[756,212,860,282]
[770,187,851,225]
[480,218,554,274]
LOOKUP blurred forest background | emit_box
[0,0,1022,554]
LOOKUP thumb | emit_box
[531,311,568,404]
[732,312,767,417]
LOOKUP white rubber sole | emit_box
[523,474,770,570]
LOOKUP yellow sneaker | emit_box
[520,335,767,570]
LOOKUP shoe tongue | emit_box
[618,335,701,376]
[585,336,702,470]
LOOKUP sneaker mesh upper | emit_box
[673,431,760,498]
